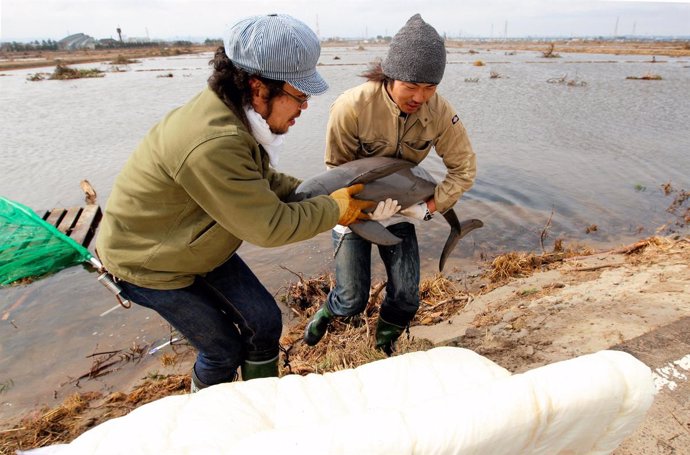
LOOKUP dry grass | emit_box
[484,242,595,284]
[279,273,468,376]
[0,375,189,453]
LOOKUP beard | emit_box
[262,99,290,135]
[270,124,289,135]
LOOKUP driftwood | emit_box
[80,179,97,204]
[568,262,626,272]
[542,43,561,58]
[610,239,654,255]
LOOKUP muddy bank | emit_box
[412,235,690,455]
[0,45,212,72]
[2,39,688,73]
[447,39,690,57]
[1,234,687,454]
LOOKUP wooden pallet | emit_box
[39,204,102,248]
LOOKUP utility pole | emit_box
[116,27,123,43]
[613,16,619,37]
[315,14,320,39]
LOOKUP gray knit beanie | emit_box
[382,14,446,84]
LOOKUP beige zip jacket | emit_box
[325,81,476,213]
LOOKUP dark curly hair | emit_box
[207,46,285,132]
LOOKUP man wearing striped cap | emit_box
[97,14,373,392]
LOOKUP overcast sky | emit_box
[1,0,688,42]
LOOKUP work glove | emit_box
[330,184,377,226]
[400,201,433,221]
[369,198,401,221]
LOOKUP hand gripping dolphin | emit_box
[287,157,483,272]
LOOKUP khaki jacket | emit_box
[97,88,339,289]
[325,81,476,213]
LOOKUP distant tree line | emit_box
[1,37,222,52]
[1,40,59,51]
[94,40,196,49]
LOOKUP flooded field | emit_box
[1,46,689,420]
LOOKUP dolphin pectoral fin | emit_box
[439,210,484,272]
[350,221,403,246]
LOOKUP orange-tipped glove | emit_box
[330,184,377,226]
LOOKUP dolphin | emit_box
[288,156,483,272]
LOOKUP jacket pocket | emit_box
[402,139,433,155]
[359,139,391,156]
[189,222,229,255]
[187,222,236,272]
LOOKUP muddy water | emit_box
[1,47,689,420]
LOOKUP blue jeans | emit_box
[326,222,420,326]
[118,254,282,386]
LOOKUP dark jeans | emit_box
[326,222,420,326]
[118,254,282,386]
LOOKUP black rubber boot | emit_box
[241,355,279,381]
[304,305,334,346]
[375,317,406,356]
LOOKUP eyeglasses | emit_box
[279,87,310,109]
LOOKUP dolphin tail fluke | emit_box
[350,221,403,246]
[439,210,484,272]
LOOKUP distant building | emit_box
[126,36,151,44]
[58,33,97,50]
[98,38,119,48]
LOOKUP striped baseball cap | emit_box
[224,14,328,95]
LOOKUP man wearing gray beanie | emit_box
[304,14,477,354]
[97,13,374,393]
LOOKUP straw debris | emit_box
[0,376,189,453]
[626,73,663,80]
[484,242,593,284]
[48,63,104,80]
[279,273,471,376]
[109,55,139,65]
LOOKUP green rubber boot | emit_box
[375,317,406,356]
[304,305,334,346]
[241,355,279,381]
